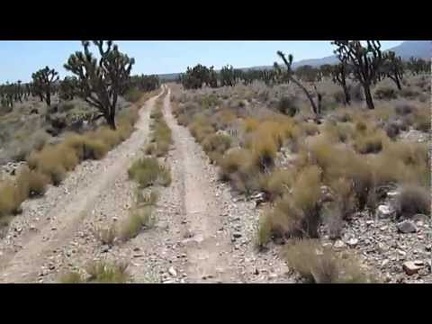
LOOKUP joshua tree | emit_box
[332,41,383,110]
[208,66,218,88]
[276,51,320,117]
[64,41,135,130]
[382,51,404,90]
[331,61,352,105]
[181,64,209,89]
[59,76,78,101]
[31,66,59,106]
[220,65,236,87]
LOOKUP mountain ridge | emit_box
[158,41,430,81]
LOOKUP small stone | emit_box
[414,260,424,266]
[366,220,374,225]
[377,242,388,253]
[397,249,407,257]
[48,263,55,270]
[376,205,394,219]
[101,245,109,253]
[346,238,359,248]
[269,273,278,279]
[181,220,187,224]
[254,269,259,275]
[403,261,423,275]
[334,240,345,249]
[397,220,417,234]
[425,245,431,252]
[233,232,242,239]
[380,226,388,231]
[133,247,140,252]
[381,259,390,268]
[112,217,118,222]
[387,191,399,198]
[168,267,177,277]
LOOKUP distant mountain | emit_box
[157,41,431,81]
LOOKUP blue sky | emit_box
[0,41,403,83]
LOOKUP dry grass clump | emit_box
[85,261,130,283]
[258,165,322,246]
[118,206,156,241]
[218,148,263,195]
[283,239,375,283]
[128,157,171,188]
[396,184,430,219]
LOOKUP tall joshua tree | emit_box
[276,51,320,116]
[31,66,59,106]
[64,41,135,130]
[331,61,351,105]
[333,41,383,110]
[382,51,404,90]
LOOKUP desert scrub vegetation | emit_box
[146,97,172,157]
[117,206,157,241]
[59,261,130,283]
[128,157,171,188]
[0,92,154,223]
[283,239,376,283]
[93,188,159,246]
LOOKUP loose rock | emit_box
[397,220,417,234]
[168,266,177,277]
[403,261,423,275]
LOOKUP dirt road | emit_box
[0,86,290,283]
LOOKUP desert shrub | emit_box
[243,118,260,133]
[27,145,79,185]
[384,120,401,139]
[277,96,299,117]
[59,271,84,283]
[263,165,322,241]
[85,261,130,283]
[328,178,356,220]
[202,133,232,155]
[219,148,253,180]
[283,239,374,283]
[218,148,262,195]
[353,132,386,154]
[118,206,155,241]
[395,101,415,116]
[124,87,143,103]
[94,224,117,246]
[0,181,25,217]
[136,189,159,207]
[323,121,354,143]
[15,167,50,198]
[396,184,430,219]
[262,169,296,201]
[412,108,431,132]
[302,122,320,136]
[250,134,278,171]
[375,85,398,100]
[189,119,215,144]
[400,87,421,99]
[91,127,123,149]
[128,157,171,188]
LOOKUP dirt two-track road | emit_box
[0,86,289,283]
